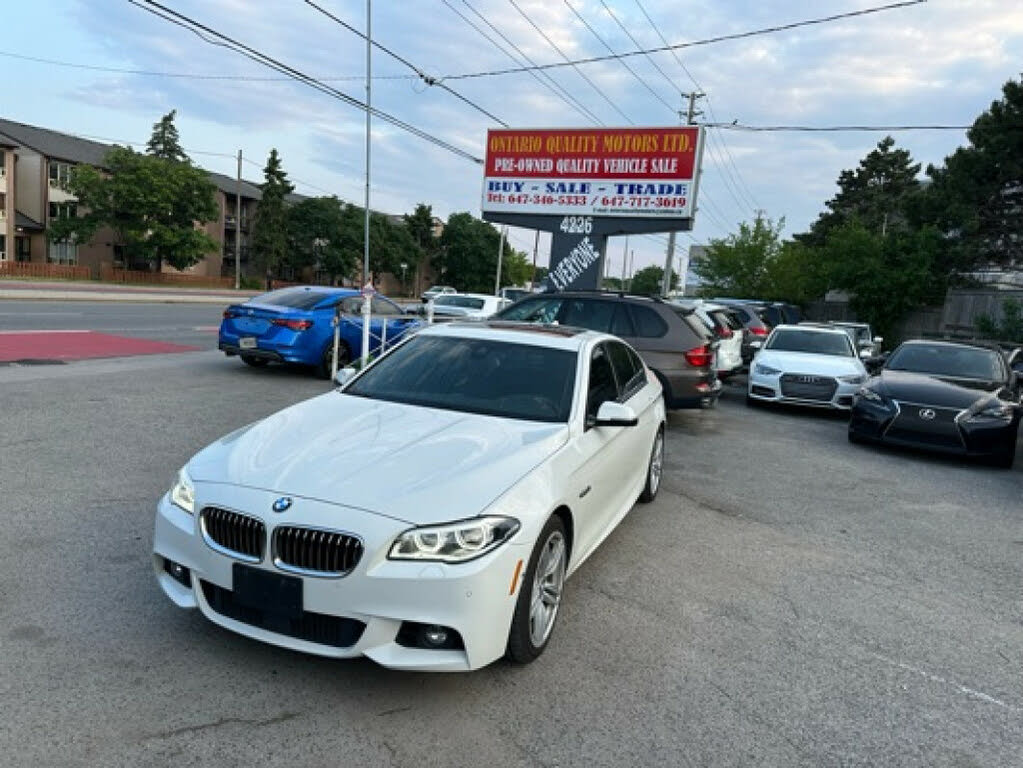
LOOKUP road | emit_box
[0,305,1020,767]
[0,299,226,348]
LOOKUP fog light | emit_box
[422,626,448,647]
[163,558,191,588]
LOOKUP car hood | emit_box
[187,393,569,524]
[874,370,1003,409]
[755,350,864,377]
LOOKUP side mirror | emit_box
[859,347,873,359]
[873,336,883,344]
[334,366,358,389]
[593,401,639,427]
[749,340,763,352]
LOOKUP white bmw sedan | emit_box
[747,324,868,409]
[154,322,665,671]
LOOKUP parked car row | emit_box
[744,321,1022,468]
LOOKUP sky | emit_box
[3,0,1022,279]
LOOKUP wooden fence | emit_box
[0,262,91,280]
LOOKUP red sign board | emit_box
[482,126,703,218]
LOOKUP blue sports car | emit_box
[218,286,422,377]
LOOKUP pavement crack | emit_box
[377,706,412,716]
[140,711,300,742]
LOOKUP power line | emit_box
[451,0,603,125]
[0,48,415,81]
[703,122,995,132]
[130,0,484,164]
[562,0,741,229]
[506,0,632,125]
[440,0,926,81]
[563,0,674,113]
[303,0,508,126]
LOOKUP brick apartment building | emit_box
[0,117,443,293]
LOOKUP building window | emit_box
[0,149,6,175]
[0,234,6,261]
[0,192,6,210]
[48,240,78,265]
[48,202,77,220]
[49,161,72,186]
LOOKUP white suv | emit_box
[747,324,868,409]
[671,299,744,379]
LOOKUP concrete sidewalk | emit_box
[0,279,259,304]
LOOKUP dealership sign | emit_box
[482,127,703,219]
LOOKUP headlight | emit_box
[856,387,883,402]
[389,516,520,563]
[839,374,866,384]
[169,467,196,515]
[966,401,1014,421]
[753,363,781,376]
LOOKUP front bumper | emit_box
[747,370,860,410]
[153,484,528,671]
[849,399,1020,457]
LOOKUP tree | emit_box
[916,78,1023,275]
[250,148,294,279]
[286,196,354,284]
[629,265,677,295]
[436,212,512,292]
[404,203,439,258]
[145,110,189,163]
[820,220,943,341]
[47,146,218,272]
[802,136,921,245]
[692,216,785,298]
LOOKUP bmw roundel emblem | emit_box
[272,497,293,513]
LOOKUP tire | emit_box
[240,355,269,368]
[506,516,568,665]
[990,443,1016,469]
[318,340,351,380]
[848,430,864,444]
[638,428,664,503]
[745,394,758,408]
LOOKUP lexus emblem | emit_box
[272,497,292,513]
[918,408,936,421]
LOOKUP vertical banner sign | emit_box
[482,127,701,219]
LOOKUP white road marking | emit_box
[870,652,1021,712]
[0,312,84,316]
[0,329,92,335]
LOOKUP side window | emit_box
[371,296,402,316]
[339,296,363,314]
[610,304,635,337]
[629,305,669,338]
[586,344,620,422]
[498,297,563,324]
[561,300,615,332]
[607,341,644,400]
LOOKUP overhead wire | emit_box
[0,49,416,81]
[505,0,633,125]
[440,0,927,81]
[452,0,604,125]
[589,0,753,220]
[303,0,508,126]
[130,0,485,164]
[631,0,761,213]
[703,122,1001,132]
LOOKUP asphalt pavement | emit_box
[0,316,1020,767]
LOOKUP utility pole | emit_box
[684,91,705,126]
[620,235,629,288]
[234,149,242,290]
[494,226,506,295]
[660,231,676,296]
[360,0,372,368]
[530,229,539,288]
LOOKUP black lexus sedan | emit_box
[849,340,1022,467]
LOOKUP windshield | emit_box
[249,287,333,310]
[886,344,1004,380]
[435,295,486,310]
[345,335,577,422]
[766,329,853,356]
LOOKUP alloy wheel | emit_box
[529,531,566,647]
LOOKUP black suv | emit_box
[495,292,721,408]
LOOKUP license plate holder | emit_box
[232,563,302,618]
[239,336,257,350]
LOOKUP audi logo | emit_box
[797,375,820,384]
